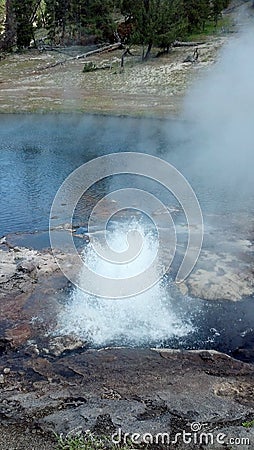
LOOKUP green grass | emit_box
[187,16,234,41]
[242,420,254,428]
[55,430,104,450]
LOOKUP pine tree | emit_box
[13,0,35,49]
[1,0,230,52]
[0,0,16,50]
[44,0,115,44]
[211,0,230,25]
[183,0,210,32]
[155,0,188,52]
[120,0,188,59]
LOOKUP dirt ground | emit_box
[0,0,250,118]
[0,37,229,117]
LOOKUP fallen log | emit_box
[38,42,122,71]
[76,42,123,59]
[39,58,69,71]
[173,40,206,47]
[82,61,116,72]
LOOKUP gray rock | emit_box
[48,335,86,357]
[0,348,253,450]
[17,260,37,274]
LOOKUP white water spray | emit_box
[56,220,193,347]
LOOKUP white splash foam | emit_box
[56,221,192,346]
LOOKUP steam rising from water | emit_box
[56,222,192,346]
[182,25,254,211]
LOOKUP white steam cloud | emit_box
[182,25,254,211]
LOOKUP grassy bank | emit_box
[0,18,233,118]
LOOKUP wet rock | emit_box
[17,260,38,274]
[0,245,76,352]
[0,348,252,447]
[73,226,90,242]
[25,343,40,357]
[0,339,11,356]
[92,414,116,435]
[41,348,49,355]
[0,245,70,289]
[47,335,86,357]
[179,249,254,301]
[27,357,55,381]
[18,280,36,293]
[62,397,87,408]
[199,351,215,362]
[74,227,87,235]
[5,324,32,348]
[0,251,16,284]
[73,233,90,242]
[101,388,122,400]
[233,347,254,363]
[137,399,168,420]
[0,247,60,297]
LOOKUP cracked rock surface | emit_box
[0,349,253,449]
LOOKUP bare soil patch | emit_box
[0,38,228,117]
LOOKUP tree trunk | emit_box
[121,47,133,69]
[143,42,152,60]
[1,0,16,51]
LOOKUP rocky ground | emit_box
[178,213,254,301]
[0,217,254,448]
[0,348,253,449]
[0,234,74,350]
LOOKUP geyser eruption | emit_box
[54,21,254,350]
[56,220,193,347]
[49,151,203,348]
